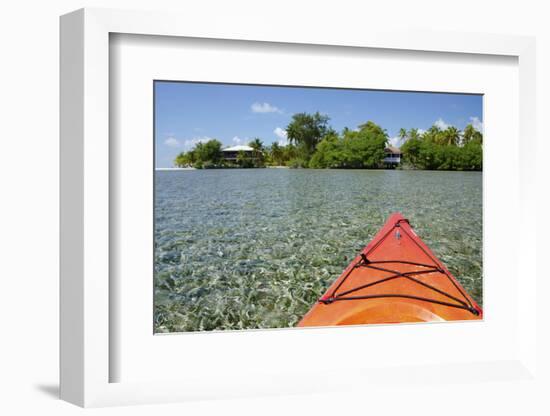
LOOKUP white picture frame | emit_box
[60,7,538,408]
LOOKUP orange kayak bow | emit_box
[298,213,482,327]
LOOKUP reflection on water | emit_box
[155,169,482,332]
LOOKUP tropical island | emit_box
[174,111,483,171]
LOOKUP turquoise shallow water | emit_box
[154,169,482,333]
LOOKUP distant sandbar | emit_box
[155,167,196,171]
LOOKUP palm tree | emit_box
[249,137,263,152]
[270,142,283,165]
[474,129,483,144]
[408,128,421,141]
[398,128,408,145]
[462,124,475,145]
[463,123,483,145]
[425,125,442,144]
[248,138,264,166]
[443,126,460,146]
[286,112,330,156]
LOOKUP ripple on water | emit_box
[154,169,482,332]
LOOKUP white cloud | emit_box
[273,127,288,145]
[231,136,250,145]
[251,102,282,114]
[164,134,216,150]
[273,127,287,139]
[164,137,180,147]
[469,116,483,132]
[434,118,451,130]
[182,136,212,150]
[388,136,402,147]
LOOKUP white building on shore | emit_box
[383,146,402,167]
[221,145,255,162]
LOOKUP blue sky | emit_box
[155,81,483,168]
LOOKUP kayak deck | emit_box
[298,213,482,327]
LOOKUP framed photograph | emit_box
[60,8,538,408]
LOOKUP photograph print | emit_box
[154,81,483,333]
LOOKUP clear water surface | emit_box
[154,169,482,333]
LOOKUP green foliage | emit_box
[400,136,422,167]
[247,138,265,167]
[343,121,388,168]
[174,139,223,168]
[282,144,298,163]
[286,157,308,168]
[400,124,483,171]
[309,121,387,169]
[269,142,284,165]
[174,150,195,167]
[249,138,264,151]
[262,143,299,166]
[236,150,254,168]
[173,115,482,172]
[461,140,483,170]
[409,128,421,141]
[442,126,460,146]
[286,112,331,159]
[309,132,345,168]
[195,140,223,164]
[463,123,483,144]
